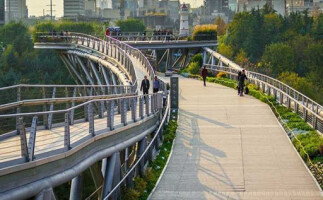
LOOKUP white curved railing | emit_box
[205,64,323,133]
[36,32,139,92]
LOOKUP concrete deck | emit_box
[150,77,322,200]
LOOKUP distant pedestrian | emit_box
[141,76,150,99]
[153,76,160,93]
[201,66,208,86]
[237,71,242,95]
[238,69,248,96]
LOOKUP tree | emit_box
[312,14,323,40]
[263,13,283,45]
[217,43,234,59]
[190,53,203,67]
[304,43,323,87]
[235,49,249,67]
[278,72,315,100]
[214,17,226,36]
[116,19,146,32]
[261,43,295,76]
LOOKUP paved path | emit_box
[150,77,322,200]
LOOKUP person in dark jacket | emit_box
[201,66,208,86]
[141,76,150,98]
[237,71,242,95]
[238,69,248,96]
[153,76,160,93]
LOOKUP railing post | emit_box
[273,89,277,100]
[120,99,127,126]
[16,86,21,131]
[107,100,115,130]
[287,97,291,109]
[139,96,144,119]
[42,87,48,128]
[295,102,299,114]
[99,101,104,118]
[132,97,137,122]
[279,92,283,105]
[28,116,38,161]
[303,107,308,121]
[18,117,29,161]
[312,115,317,129]
[151,94,155,114]
[88,102,95,136]
[47,87,56,129]
[70,88,76,125]
[145,95,150,116]
[64,112,71,151]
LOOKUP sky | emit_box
[26,0,204,17]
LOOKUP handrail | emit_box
[0,92,164,167]
[205,64,323,133]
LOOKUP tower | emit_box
[179,3,189,37]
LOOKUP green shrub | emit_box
[187,62,200,74]
[123,188,140,200]
[134,177,147,194]
[190,54,203,67]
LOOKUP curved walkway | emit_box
[150,77,322,200]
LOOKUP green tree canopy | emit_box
[116,19,146,32]
[261,43,295,76]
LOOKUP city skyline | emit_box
[26,0,204,17]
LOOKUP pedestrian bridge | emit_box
[0,32,322,200]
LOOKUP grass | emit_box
[122,114,178,200]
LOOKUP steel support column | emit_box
[69,174,83,200]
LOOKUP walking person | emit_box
[238,69,248,96]
[201,66,208,86]
[153,76,160,93]
[237,71,242,95]
[141,76,150,100]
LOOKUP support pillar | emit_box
[137,137,147,177]
[102,152,121,200]
[69,174,83,200]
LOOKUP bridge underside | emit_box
[35,43,132,88]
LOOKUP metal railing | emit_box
[105,35,156,82]
[104,94,170,200]
[0,84,134,111]
[36,32,138,92]
[0,93,164,168]
[205,64,323,133]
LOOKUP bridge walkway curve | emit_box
[150,77,322,200]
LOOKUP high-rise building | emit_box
[64,0,85,19]
[5,0,27,22]
[204,0,229,14]
[0,0,4,25]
